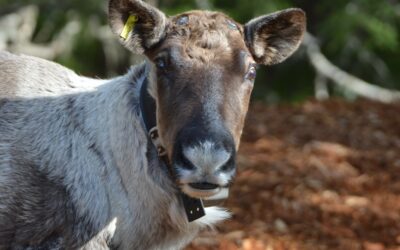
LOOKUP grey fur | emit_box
[0,51,228,249]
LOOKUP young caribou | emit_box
[0,0,306,249]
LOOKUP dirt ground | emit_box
[186,99,400,250]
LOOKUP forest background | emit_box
[1,0,399,102]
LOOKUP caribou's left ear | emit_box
[244,8,306,65]
[108,0,167,54]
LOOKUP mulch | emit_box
[186,99,400,250]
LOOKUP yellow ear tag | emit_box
[120,14,138,40]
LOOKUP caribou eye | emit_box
[155,57,166,70]
[246,64,257,81]
[227,20,238,30]
[177,15,189,25]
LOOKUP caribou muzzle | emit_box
[172,122,236,199]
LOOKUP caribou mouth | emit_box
[181,183,221,198]
[189,182,219,190]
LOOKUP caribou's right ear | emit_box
[108,0,167,54]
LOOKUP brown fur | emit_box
[108,1,306,160]
[244,8,306,65]
[145,11,254,157]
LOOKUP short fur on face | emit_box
[144,11,255,157]
[108,0,306,160]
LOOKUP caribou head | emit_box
[109,0,306,199]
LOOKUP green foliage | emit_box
[314,0,400,92]
[320,1,399,52]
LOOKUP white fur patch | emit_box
[107,217,118,238]
[176,141,235,190]
[195,206,231,228]
[183,141,230,171]
[168,199,230,230]
[216,169,235,186]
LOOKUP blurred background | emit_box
[1,0,400,249]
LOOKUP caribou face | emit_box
[145,12,255,198]
[109,0,306,198]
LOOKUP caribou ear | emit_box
[244,8,306,65]
[108,0,167,54]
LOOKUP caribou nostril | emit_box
[220,154,235,172]
[176,148,196,170]
[189,182,219,190]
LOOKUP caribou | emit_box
[0,0,306,249]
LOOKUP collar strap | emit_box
[139,77,166,157]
